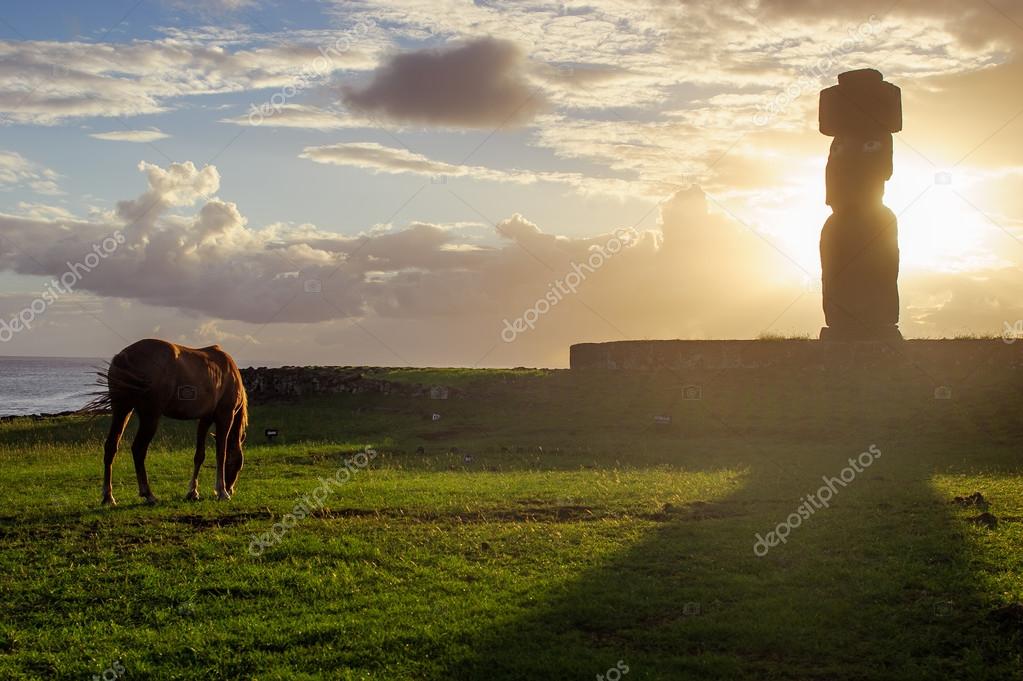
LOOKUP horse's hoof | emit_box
[101,496,117,506]
[216,492,232,501]
[184,490,200,501]
[143,495,158,505]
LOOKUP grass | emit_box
[754,331,814,340]
[1,363,1022,680]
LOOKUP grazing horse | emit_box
[85,339,248,505]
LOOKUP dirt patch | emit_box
[418,428,477,441]
[306,500,741,524]
[310,508,379,519]
[487,505,598,522]
[645,500,741,522]
[305,506,598,522]
[168,511,272,528]
[277,452,339,466]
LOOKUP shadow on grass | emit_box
[435,371,1023,680]
[437,453,1020,679]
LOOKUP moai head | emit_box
[820,69,902,211]
[825,134,892,209]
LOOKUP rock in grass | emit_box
[952,491,988,509]
[971,512,998,529]
[988,603,1023,631]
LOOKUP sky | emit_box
[0,0,1022,367]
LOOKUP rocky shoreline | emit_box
[0,409,88,423]
[1,367,463,421]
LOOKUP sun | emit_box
[748,150,1011,284]
[885,154,1009,273]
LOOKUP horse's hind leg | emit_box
[131,412,160,505]
[185,416,213,501]
[102,404,132,506]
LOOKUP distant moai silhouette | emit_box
[818,69,902,340]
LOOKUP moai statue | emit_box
[818,69,902,341]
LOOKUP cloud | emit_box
[0,36,374,124]
[13,202,75,220]
[164,0,257,13]
[89,129,171,143]
[902,268,1023,333]
[219,104,375,130]
[0,159,781,329]
[5,1,1023,364]
[341,37,545,128]
[2,159,1021,364]
[748,0,1023,50]
[113,161,222,239]
[316,0,1015,199]
[300,142,460,177]
[0,150,62,195]
[299,141,675,197]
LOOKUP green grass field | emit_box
[2,364,1022,680]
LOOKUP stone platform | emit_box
[569,339,1023,372]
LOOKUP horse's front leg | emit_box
[185,416,213,501]
[213,413,232,500]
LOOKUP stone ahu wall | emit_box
[569,339,1023,373]
[240,367,462,401]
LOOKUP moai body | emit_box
[818,69,902,341]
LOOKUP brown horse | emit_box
[85,339,248,505]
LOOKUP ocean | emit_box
[0,356,105,417]
[0,355,279,417]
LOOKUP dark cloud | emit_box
[707,0,1023,49]
[341,37,545,128]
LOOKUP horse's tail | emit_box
[239,386,249,433]
[78,354,150,416]
[234,366,249,436]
